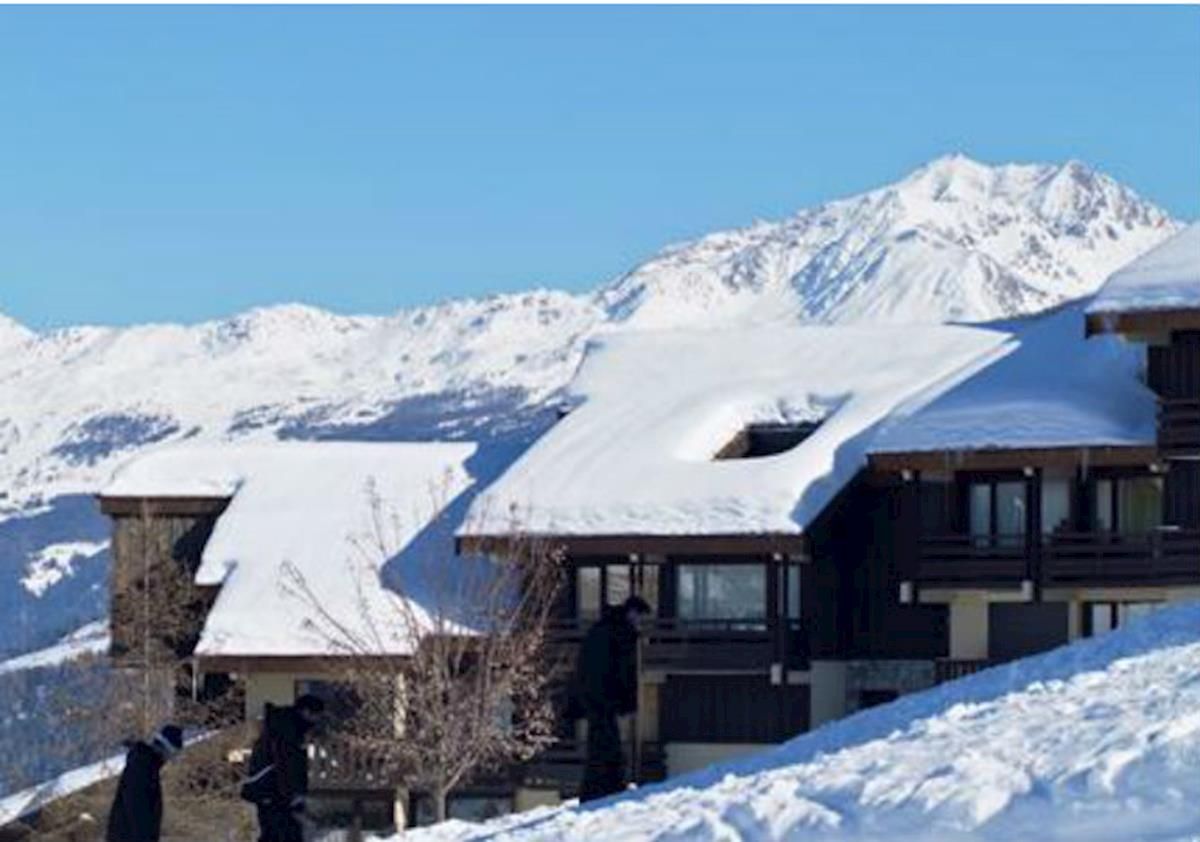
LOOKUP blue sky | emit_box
[1,6,1197,329]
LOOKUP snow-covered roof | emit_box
[462,325,1007,538]
[1087,222,1200,317]
[870,301,1157,456]
[104,442,478,658]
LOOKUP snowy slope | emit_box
[398,601,1200,842]
[0,155,1180,660]
[0,621,108,677]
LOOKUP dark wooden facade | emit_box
[99,495,229,667]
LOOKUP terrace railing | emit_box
[917,530,1200,589]
[1159,398,1200,455]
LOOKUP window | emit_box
[1041,476,1072,540]
[968,479,1026,548]
[413,794,513,827]
[1086,601,1163,636]
[714,422,822,460]
[1094,476,1164,535]
[576,567,601,621]
[676,564,766,625]
[575,563,656,621]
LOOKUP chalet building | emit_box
[99,224,1199,829]
[97,441,520,830]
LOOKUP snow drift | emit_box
[398,600,1200,842]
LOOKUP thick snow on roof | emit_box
[464,325,1006,537]
[399,600,1200,842]
[871,301,1157,455]
[1088,222,1200,316]
[104,442,478,657]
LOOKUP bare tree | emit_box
[282,479,565,826]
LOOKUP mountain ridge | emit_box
[0,153,1182,661]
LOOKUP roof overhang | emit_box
[868,444,1159,474]
[458,532,809,558]
[97,494,232,517]
[195,653,410,675]
[1085,307,1200,338]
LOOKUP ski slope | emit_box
[397,600,1200,842]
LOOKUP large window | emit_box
[1094,476,1163,535]
[968,479,1026,548]
[676,563,766,625]
[1041,475,1072,540]
[575,563,657,622]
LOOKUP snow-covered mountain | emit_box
[600,155,1175,328]
[0,154,1181,658]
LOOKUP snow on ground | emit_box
[871,299,1156,455]
[104,441,482,658]
[1088,222,1200,316]
[464,324,1008,537]
[0,751,123,827]
[396,600,1200,842]
[21,540,109,597]
[0,620,109,675]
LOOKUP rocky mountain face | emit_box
[0,154,1180,659]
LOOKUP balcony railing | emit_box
[917,535,1029,587]
[308,737,403,793]
[917,531,1200,589]
[549,617,806,670]
[1159,398,1200,455]
[524,739,666,791]
[1043,530,1200,587]
[933,659,993,685]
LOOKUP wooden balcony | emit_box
[1159,398,1200,455]
[550,618,807,671]
[1042,530,1200,587]
[917,535,1029,588]
[917,531,1200,589]
[309,737,403,794]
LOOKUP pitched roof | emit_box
[461,324,1006,538]
[1087,223,1200,317]
[104,441,478,657]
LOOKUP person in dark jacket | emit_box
[243,694,325,842]
[575,595,651,802]
[106,724,183,842]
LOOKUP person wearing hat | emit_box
[105,724,183,842]
[574,595,652,802]
[242,693,326,842]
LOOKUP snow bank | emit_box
[105,442,479,657]
[463,325,1007,537]
[871,300,1156,454]
[0,621,109,675]
[0,752,123,827]
[1088,222,1200,316]
[396,599,1200,842]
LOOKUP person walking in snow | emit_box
[105,724,183,842]
[242,694,325,842]
[574,595,651,803]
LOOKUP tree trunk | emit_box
[433,787,449,824]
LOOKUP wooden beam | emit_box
[197,654,408,674]
[1085,307,1200,338]
[458,533,808,558]
[98,495,232,517]
[868,445,1159,474]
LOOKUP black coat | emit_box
[244,704,311,811]
[575,608,640,718]
[106,742,164,842]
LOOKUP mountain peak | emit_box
[598,156,1178,329]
